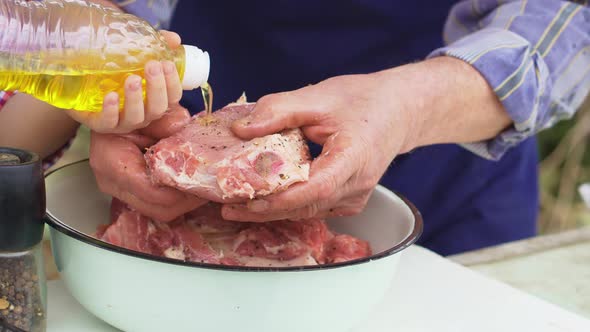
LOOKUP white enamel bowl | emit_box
[45,160,422,332]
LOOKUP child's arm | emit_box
[0,93,79,159]
[0,1,182,160]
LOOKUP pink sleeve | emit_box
[0,90,14,108]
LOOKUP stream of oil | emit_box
[200,82,216,125]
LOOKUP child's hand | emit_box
[66,31,183,134]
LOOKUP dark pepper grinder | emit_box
[0,147,47,332]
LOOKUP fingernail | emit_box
[148,62,162,76]
[248,199,269,212]
[128,77,142,90]
[106,93,119,105]
[162,61,175,75]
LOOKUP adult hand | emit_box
[90,104,207,222]
[220,73,417,222]
[67,30,183,134]
[221,57,511,222]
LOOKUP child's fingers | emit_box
[68,58,181,133]
[159,30,181,49]
[144,61,168,122]
[120,75,145,130]
[162,61,182,105]
[96,92,120,131]
[64,92,119,133]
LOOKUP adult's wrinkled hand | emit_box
[221,72,419,222]
[90,105,207,222]
[220,56,512,222]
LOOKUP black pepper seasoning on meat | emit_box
[0,148,47,332]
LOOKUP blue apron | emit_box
[171,0,539,256]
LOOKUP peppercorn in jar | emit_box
[0,148,47,332]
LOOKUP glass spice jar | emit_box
[0,147,47,332]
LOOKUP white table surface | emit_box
[47,245,590,332]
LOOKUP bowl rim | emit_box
[45,160,423,272]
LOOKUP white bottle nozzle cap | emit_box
[182,45,210,90]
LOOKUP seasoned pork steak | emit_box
[145,102,310,203]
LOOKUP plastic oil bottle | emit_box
[0,0,210,112]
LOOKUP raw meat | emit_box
[97,199,372,267]
[323,235,373,264]
[145,101,311,203]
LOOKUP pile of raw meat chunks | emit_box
[96,101,372,267]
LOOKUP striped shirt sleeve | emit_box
[428,0,590,160]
